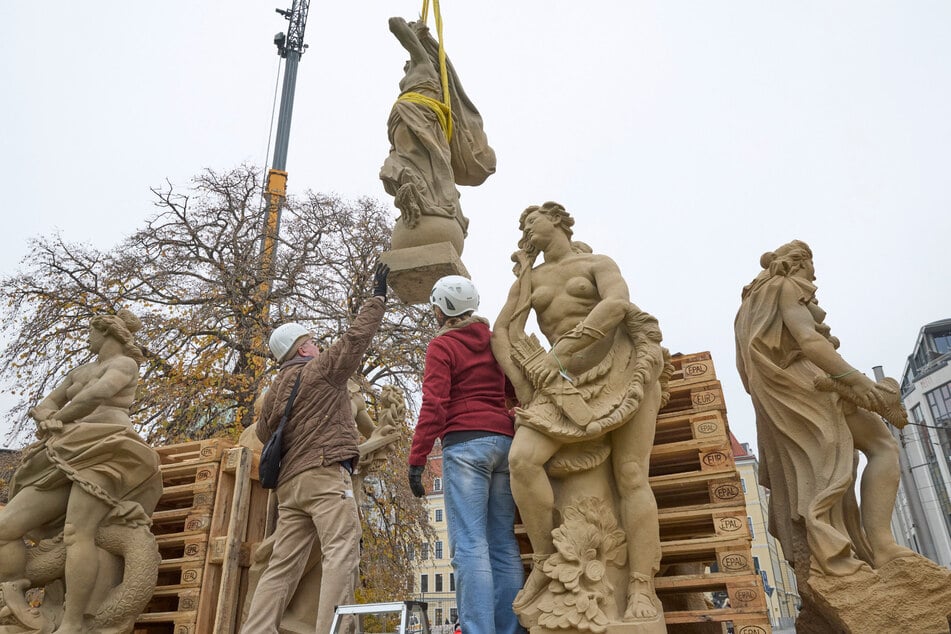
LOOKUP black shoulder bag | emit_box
[259,371,303,490]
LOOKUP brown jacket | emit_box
[257,297,385,486]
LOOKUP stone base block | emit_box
[803,555,951,633]
[529,615,667,634]
[381,242,469,305]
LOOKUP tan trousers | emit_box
[240,464,361,634]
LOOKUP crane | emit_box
[258,0,310,309]
[241,1,310,429]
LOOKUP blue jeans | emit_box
[443,434,525,634]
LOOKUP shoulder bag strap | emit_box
[270,369,304,439]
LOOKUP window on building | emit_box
[420,574,429,593]
[421,543,429,560]
[435,508,443,522]
[435,609,444,626]
[912,404,925,424]
[747,516,755,539]
[435,541,444,559]
[450,609,458,623]
[435,574,443,592]
[449,573,455,591]
[926,382,951,424]
[433,477,443,492]
[752,556,761,572]
[407,544,415,560]
[924,383,951,519]
[740,478,747,493]
[933,329,951,355]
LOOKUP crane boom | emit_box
[240,1,310,430]
[259,0,310,313]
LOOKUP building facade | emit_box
[732,435,800,629]
[410,446,458,628]
[888,318,951,568]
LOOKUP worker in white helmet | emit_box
[408,275,525,634]
[241,263,389,634]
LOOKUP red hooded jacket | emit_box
[409,318,515,466]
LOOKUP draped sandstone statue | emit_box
[735,240,951,632]
[492,202,672,634]
[380,16,496,303]
[0,310,162,634]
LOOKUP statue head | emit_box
[742,239,816,300]
[90,309,145,363]
[517,201,575,257]
[760,240,814,279]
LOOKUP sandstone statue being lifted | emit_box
[735,240,951,633]
[0,310,162,634]
[493,202,672,634]
[380,16,496,303]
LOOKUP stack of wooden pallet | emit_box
[134,439,267,634]
[652,352,771,634]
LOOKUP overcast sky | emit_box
[1,2,949,451]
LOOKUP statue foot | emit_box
[872,543,920,569]
[513,554,551,611]
[395,183,422,229]
[624,574,658,621]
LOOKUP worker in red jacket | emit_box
[409,275,525,634]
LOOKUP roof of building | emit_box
[901,317,951,392]
[730,431,752,459]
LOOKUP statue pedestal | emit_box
[801,556,951,633]
[381,242,469,305]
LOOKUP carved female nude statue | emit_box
[0,310,162,633]
[492,202,671,628]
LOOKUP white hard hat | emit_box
[269,322,311,362]
[430,275,479,317]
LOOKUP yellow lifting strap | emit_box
[397,0,453,142]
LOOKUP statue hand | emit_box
[388,16,407,32]
[511,250,533,276]
[528,353,562,388]
[850,374,895,410]
[36,418,64,439]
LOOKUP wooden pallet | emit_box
[667,351,717,386]
[658,502,750,543]
[155,439,232,465]
[654,410,729,447]
[651,470,745,509]
[656,571,767,613]
[137,441,258,634]
[660,380,726,417]
[650,439,736,479]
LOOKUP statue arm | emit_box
[779,281,886,403]
[30,375,72,421]
[552,256,630,358]
[49,358,137,424]
[389,17,431,67]
[353,399,377,439]
[492,279,534,405]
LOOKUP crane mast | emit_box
[259,0,310,310]
[242,1,309,430]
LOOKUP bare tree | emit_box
[0,165,436,443]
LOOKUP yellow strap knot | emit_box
[398,91,453,142]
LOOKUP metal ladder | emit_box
[329,600,430,634]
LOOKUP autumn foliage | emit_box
[0,165,436,443]
[0,165,438,597]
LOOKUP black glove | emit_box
[373,262,390,298]
[408,465,425,498]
